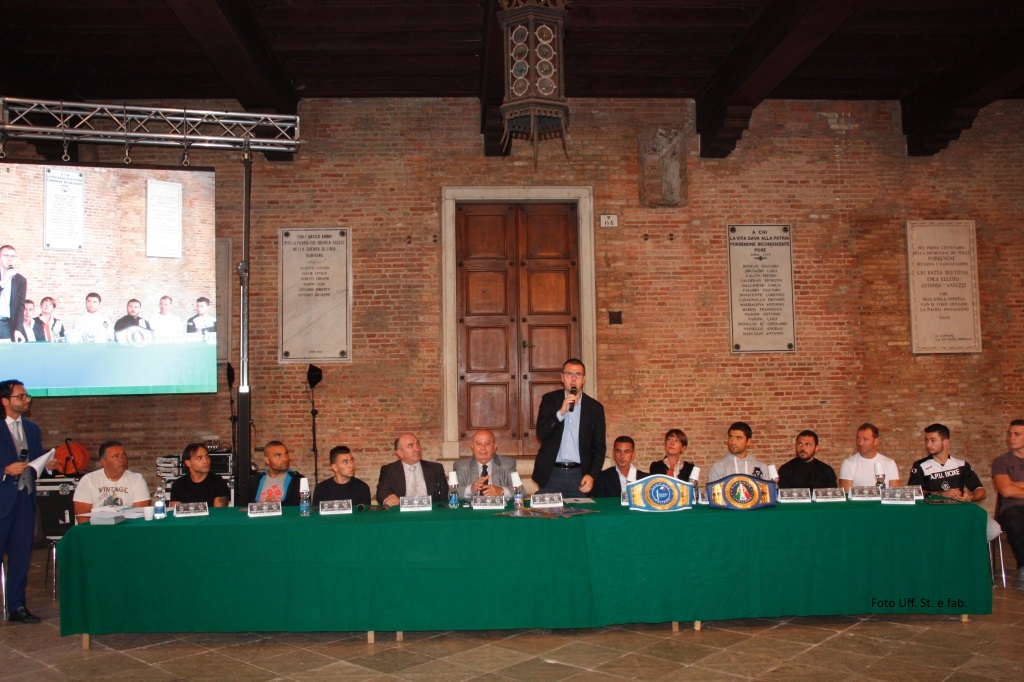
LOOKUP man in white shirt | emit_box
[71,292,114,343]
[839,423,900,491]
[708,422,769,482]
[150,295,184,340]
[72,440,151,523]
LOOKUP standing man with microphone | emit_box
[1,379,48,623]
[533,358,606,497]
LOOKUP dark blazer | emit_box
[593,466,649,498]
[649,458,696,482]
[1,416,44,516]
[375,459,448,504]
[5,272,27,340]
[533,389,606,488]
[0,415,44,611]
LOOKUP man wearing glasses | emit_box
[1,379,49,623]
[72,441,151,523]
[533,358,606,497]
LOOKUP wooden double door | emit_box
[457,203,580,455]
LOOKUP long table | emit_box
[58,498,992,636]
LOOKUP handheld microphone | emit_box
[568,386,578,412]
[226,363,236,388]
[19,449,29,462]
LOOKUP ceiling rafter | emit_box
[901,9,1024,155]
[696,0,864,158]
[166,0,298,114]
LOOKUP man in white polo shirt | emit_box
[839,423,900,491]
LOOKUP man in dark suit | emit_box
[0,245,28,341]
[376,432,447,508]
[1,379,47,623]
[594,436,649,498]
[533,358,606,497]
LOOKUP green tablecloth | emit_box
[58,498,992,635]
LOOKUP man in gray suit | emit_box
[454,429,518,500]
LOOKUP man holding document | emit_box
[1,379,56,623]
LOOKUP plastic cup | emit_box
[143,506,155,521]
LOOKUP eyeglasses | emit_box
[9,393,31,400]
[562,372,584,379]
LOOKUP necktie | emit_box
[18,465,35,494]
[11,419,26,452]
[480,464,489,494]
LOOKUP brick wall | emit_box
[14,96,1022,514]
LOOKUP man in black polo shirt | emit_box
[778,430,837,490]
[170,443,230,507]
[313,445,371,507]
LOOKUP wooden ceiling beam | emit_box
[0,41,81,101]
[166,0,298,114]
[901,11,1024,155]
[480,0,509,157]
[696,0,864,158]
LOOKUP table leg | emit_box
[82,634,90,650]
[694,620,702,631]
[396,631,404,641]
[960,614,969,623]
[367,631,374,644]
[671,621,679,633]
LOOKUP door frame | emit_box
[440,186,597,462]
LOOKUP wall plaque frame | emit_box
[906,220,981,354]
[279,228,352,363]
[727,224,796,353]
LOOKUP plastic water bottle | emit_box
[153,486,167,519]
[448,483,459,509]
[513,485,524,511]
[298,477,311,516]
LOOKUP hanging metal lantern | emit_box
[497,0,570,165]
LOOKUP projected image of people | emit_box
[0,161,219,396]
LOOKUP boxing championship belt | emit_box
[706,474,778,510]
[626,474,696,512]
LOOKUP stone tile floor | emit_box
[2,546,1022,681]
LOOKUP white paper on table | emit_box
[83,508,133,518]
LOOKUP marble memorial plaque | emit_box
[146,178,183,258]
[280,228,352,362]
[43,167,86,250]
[728,224,796,353]
[906,220,981,353]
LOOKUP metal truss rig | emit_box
[0,97,300,158]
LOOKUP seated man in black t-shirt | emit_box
[170,443,231,507]
[313,445,372,507]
